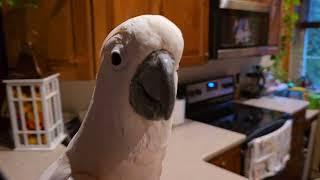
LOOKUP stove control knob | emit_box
[195,89,202,95]
[222,83,234,88]
[188,90,197,97]
[187,91,195,97]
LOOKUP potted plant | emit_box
[271,0,301,81]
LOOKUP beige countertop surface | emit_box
[0,121,246,180]
[241,96,309,114]
[0,145,65,180]
[161,121,247,180]
[306,109,320,121]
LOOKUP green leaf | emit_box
[292,13,299,21]
[7,0,15,6]
[292,0,300,6]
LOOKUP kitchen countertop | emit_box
[161,121,247,180]
[0,121,246,180]
[242,96,309,114]
[306,109,320,121]
[0,145,65,180]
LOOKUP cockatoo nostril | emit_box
[130,50,176,120]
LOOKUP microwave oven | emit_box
[209,0,279,59]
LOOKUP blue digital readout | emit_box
[207,82,216,88]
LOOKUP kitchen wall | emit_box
[60,80,95,116]
[59,56,265,117]
[178,57,263,83]
[289,30,305,81]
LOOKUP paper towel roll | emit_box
[171,98,186,126]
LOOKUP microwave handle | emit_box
[209,0,220,59]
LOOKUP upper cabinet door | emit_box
[91,0,161,69]
[4,0,95,80]
[112,0,161,27]
[162,0,209,67]
[268,0,282,47]
[45,0,94,80]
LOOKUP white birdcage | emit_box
[3,74,66,150]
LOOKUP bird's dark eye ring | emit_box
[111,51,122,66]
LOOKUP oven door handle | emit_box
[243,118,289,147]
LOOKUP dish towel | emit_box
[245,120,292,180]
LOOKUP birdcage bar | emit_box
[16,86,29,146]
[40,82,52,146]
[6,85,20,148]
[31,85,42,145]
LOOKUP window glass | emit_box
[305,28,320,56]
[308,0,320,21]
[302,0,320,89]
[303,28,320,88]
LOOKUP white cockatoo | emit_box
[40,15,184,180]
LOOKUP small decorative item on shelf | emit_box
[3,73,65,150]
[9,41,43,79]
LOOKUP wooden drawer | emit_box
[209,145,241,174]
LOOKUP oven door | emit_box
[242,119,292,179]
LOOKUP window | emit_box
[302,0,320,89]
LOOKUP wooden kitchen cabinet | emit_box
[91,0,161,70]
[92,0,209,69]
[209,145,241,174]
[4,0,95,80]
[112,0,161,27]
[48,0,95,80]
[4,0,283,80]
[268,0,282,49]
[162,0,209,67]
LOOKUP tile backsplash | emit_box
[60,80,95,115]
[60,56,264,114]
[178,56,262,83]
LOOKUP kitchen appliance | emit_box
[209,0,279,59]
[171,98,186,126]
[241,65,266,98]
[181,76,292,175]
[183,76,290,136]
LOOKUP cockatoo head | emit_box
[97,15,184,121]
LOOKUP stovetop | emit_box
[186,102,290,135]
[182,76,291,136]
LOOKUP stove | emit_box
[182,76,291,137]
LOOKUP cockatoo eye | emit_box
[111,51,122,66]
[111,44,126,70]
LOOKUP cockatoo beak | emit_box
[130,50,176,121]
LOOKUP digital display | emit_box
[207,82,217,91]
[208,82,215,88]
